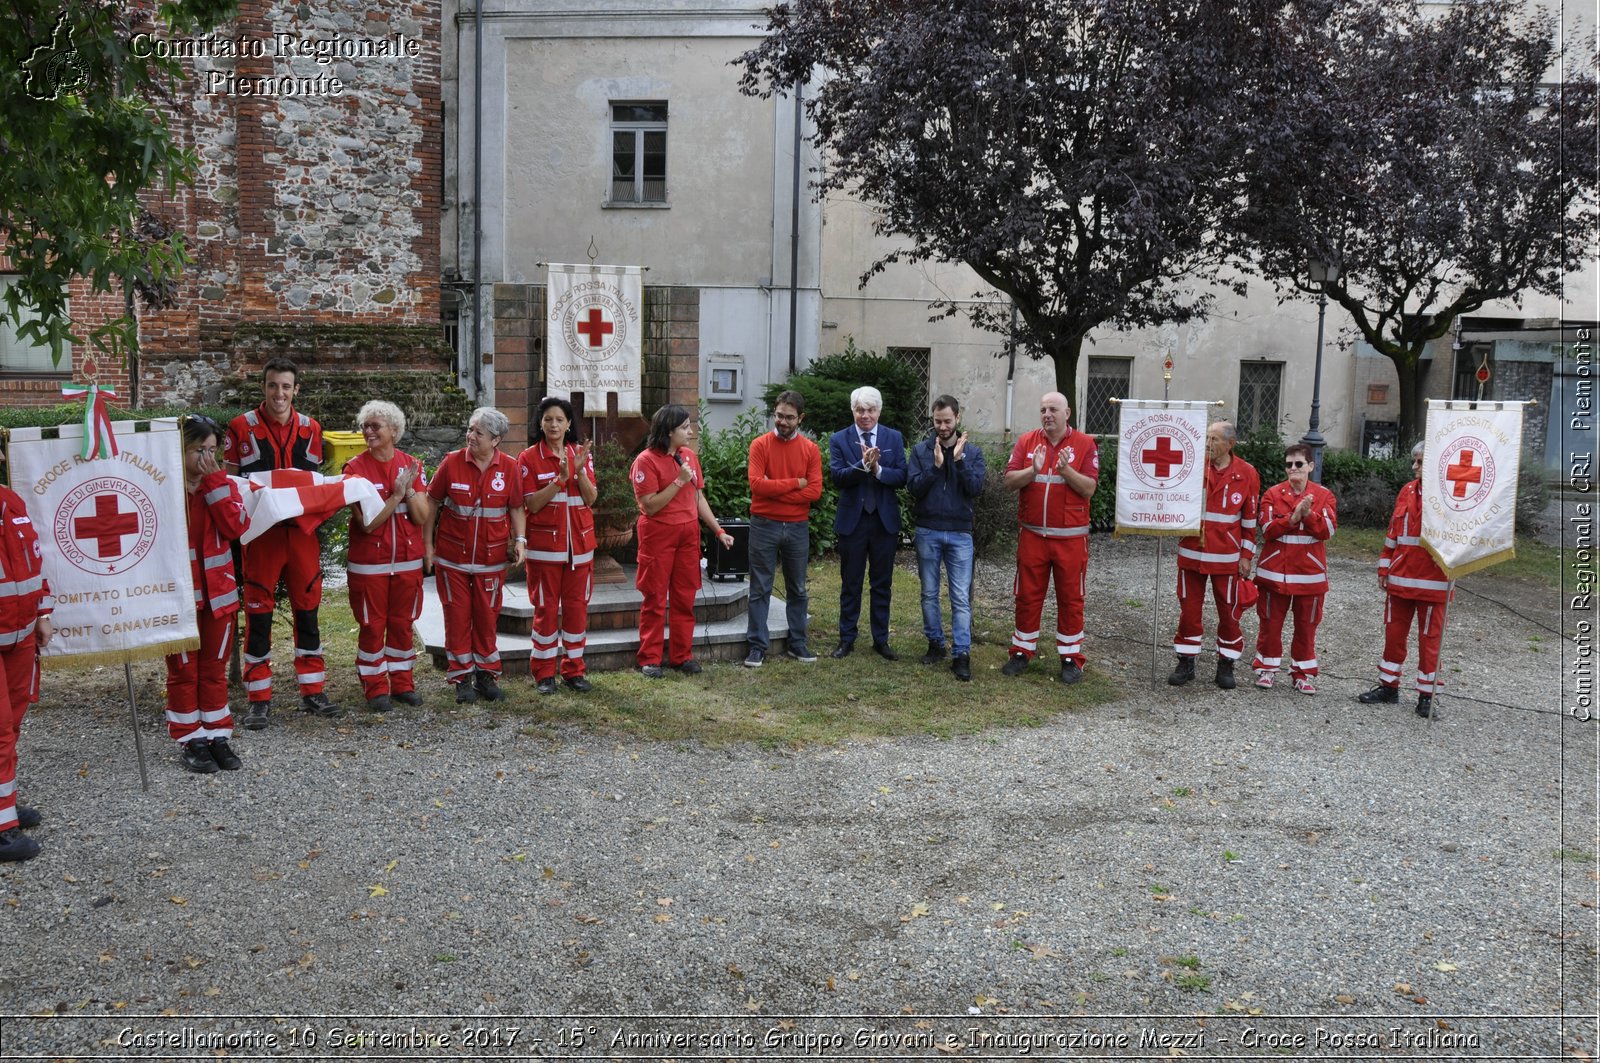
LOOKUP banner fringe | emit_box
[1428,540,1515,581]
[42,636,200,670]
[1114,525,1197,539]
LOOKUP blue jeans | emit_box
[746,515,810,653]
[915,528,973,656]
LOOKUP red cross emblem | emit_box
[73,493,141,559]
[575,307,614,348]
[1141,437,1185,478]
[1445,450,1483,499]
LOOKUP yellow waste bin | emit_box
[322,430,366,472]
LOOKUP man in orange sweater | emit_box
[744,391,824,667]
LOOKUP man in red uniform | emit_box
[0,450,52,862]
[1358,442,1453,718]
[1252,442,1338,694]
[1002,391,1099,685]
[423,407,526,702]
[1169,421,1259,690]
[225,358,337,728]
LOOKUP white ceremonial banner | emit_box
[8,419,199,666]
[1420,400,1525,578]
[1114,400,1210,537]
[547,262,644,415]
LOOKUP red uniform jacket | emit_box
[0,487,51,650]
[344,450,429,576]
[1380,479,1453,602]
[519,441,597,567]
[225,406,323,475]
[631,447,704,526]
[189,471,248,617]
[428,449,523,571]
[1177,456,1260,574]
[1255,480,1338,595]
[1007,428,1099,538]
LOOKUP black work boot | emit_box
[1358,685,1400,704]
[474,670,505,702]
[1414,694,1436,719]
[1167,656,1196,686]
[1215,657,1236,690]
[919,640,947,665]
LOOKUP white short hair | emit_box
[850,386,883,412]
[470,406,509,438]
[357,400,406,441]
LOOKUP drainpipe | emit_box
[471,0,484,397]
[787,82,803,375]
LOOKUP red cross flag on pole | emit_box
[1420,399,1526,578]
[546,262,645,415]
[1114,399,1211,536]
[6,418,198,666]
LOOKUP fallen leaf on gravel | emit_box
[483,993,497,1003]
[1411,995,1429,1005]
[1436,1020,1452,1031]
[1334,994,1355,1005]
[63,874,77,884]
[168,896,187,906]
[848,970,861,981]
[936,1040,962,1055]
[901,902,931,922]
[653,914,672,923]
[1434,961,1459,972]
[825,977,835,991]
[382,859,399,872]
[1151,893,1173,902]
[1024,943,1062,960]
[991,902,1006,911]
[878,786,892,794]
[744,998,761,1013]
[575,914,602,925]
[656,897,673,907]
[203,987,220,998]
[1394,982,1412,994]
[975,994,1000,1006]
[542,867,556,879]
[368,884,389,897]
[727,964,745,979]
[775,1019,795,1031]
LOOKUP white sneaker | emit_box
[1254,670,1275,689]
[1294,676,1317,696]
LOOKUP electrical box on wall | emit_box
[706,352,744,402]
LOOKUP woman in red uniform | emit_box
[519,397,597,695]
[0,445,51,861]
[1252,442,1339,694]
[423,407,525,702]
[168,416,249,773]
[344,400,433,712]
[631,405,735,677]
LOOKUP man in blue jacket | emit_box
[829,386,907,659]
[907,395,986,681]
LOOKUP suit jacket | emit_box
[830,423,907,536]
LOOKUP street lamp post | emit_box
[1303,258,1338,484]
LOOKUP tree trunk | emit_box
[1047,332,1087,413]
[1390,351,1425,447]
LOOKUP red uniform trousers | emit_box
[1379,594,1446,695]
[636,519,702,668]
[0,637,40,833]
[1252,587,1323,679]
[527,561,592,681]
[241,523,326,703]
[436,562,505,683]
[165,607,236,745]
[1012,530,1088,666]
[1175,568,1246,660]
[348,568,424,700]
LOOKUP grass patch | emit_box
[1555,849,1596,862]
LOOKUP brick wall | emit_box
[2,0,449,413]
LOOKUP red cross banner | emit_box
[1114,399,1210,536]
[7,419,199,666]
[547,262,644,415]
[237,469,385,545]
[1420,400,1525,578]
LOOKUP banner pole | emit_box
[123,663,150,792]
[1151,538,1162,688]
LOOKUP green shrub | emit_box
[762,338,926,437]
[696,409,841,556]
[1090,436,1118,532]
[971,447,1015,558]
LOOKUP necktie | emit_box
[862,432,877,512]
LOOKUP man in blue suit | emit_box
[829,386,907,660]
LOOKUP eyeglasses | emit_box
[1285,460,1308,468]
[360,422,385,432]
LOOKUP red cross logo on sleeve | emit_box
[1141,436,1184,478]
[73,493,141,559]
[1446,450,1483,498]
[575,308,614,348]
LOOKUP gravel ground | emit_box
[1,531,1594,1061]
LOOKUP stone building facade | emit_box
[0,0,452,419]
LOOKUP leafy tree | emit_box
[1241,0,1598,443]
[737,0,1276,401]
[0,0,237,364]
